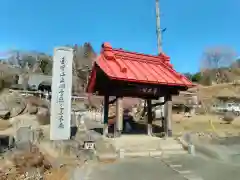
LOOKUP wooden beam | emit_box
[103,95,109,137]
[147,99,153,136]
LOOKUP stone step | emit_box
[160,142,184,150]
[162,149,187,155]
[118,149,187,158]
[123,151,162,157]
[95,140,116,154]
[120,144,184,153]
[97,153,118,163]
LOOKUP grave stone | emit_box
[16,126,32,151]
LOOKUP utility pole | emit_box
[155,0,171,137]
[146,0,164,136]
[155,0,162,54]
[155,0,164,118]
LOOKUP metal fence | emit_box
[9,89,89,101]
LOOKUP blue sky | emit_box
[1,0,239,73]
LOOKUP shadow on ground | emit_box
[211,136,240,145]
[91,117,164,136]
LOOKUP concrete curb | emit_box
[193,143,223,160]
[178,137,223,160]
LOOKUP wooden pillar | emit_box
[103,95,109,137]
[147,99,153,136]
[164,95,173,137]
[115,98,123,137]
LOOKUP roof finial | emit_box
[102,42,112,49]
[102,43,127,73]
[158,52,172,68]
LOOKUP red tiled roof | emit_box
[93,42,193,87]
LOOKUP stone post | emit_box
[45,91,49,101]
[115,98,123,137]
[164,95,173,137]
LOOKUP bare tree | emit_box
[200,46,236,84]
[38,55,52,75]
[6,44,96,92]
[231,58,240,68]
[72,43,96,93]
[20,54,36,69]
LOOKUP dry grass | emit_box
[171,114,240,136]
[190,82,240,99]
[25,96,50,108]
[36,114,50,125]
[44,168,68,180]
[0,146,54,180]
[0,120,12,130]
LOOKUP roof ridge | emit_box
[112,49,184,80]
[114,52,162,64]
[113,48,161,60]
